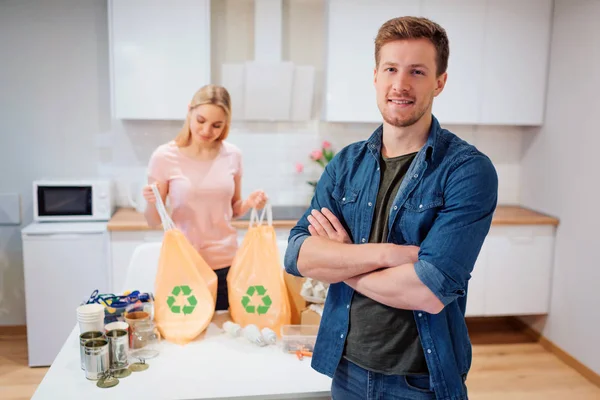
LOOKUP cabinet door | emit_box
[479,0,552,125]
[421,0,486,124]
[110,231,164,293]
[108,0,211,120]
[465,239,487,317]
[324,0,420,122]
[484,226,555,315]
[23,233,109,366]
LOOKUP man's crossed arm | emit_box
[299,207,444,314]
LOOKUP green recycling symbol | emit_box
[166,285,197,315]
[241,285,272,315]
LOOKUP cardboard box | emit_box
[283,272,307,324]
[301,307,322,326]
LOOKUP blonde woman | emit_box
[143,84,268,311]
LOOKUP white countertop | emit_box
[32,312,332,400]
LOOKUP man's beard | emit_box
[381,94,433,128]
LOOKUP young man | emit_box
[284,16,498,400]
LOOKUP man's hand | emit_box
[385,243,420,267]
[307,208,352,244]
[307,207,420,266]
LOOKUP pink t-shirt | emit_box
[147,140,243,270]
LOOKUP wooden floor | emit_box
[2,319,599,400]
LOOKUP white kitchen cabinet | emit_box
[479,0,553,125]
[22,222,110,367]
[110,230,164,293]
[323,0,420,123]
[465,240,487,317]
[323,0,552,126]
[483,225,555,316]
[422,0,486,125]
[108,0,211,120]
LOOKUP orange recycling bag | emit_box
[151,185,217,345]
[228,205,291,335]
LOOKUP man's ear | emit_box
[434,72,448,97]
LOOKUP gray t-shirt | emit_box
[343,151,429,375]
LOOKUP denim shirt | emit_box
[284,116,498,400]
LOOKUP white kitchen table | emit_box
[32,312,332,400]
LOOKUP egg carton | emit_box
[300,278,329,304]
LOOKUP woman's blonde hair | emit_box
[175,84,232,146]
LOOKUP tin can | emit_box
[107,329,129,371]
[83,338,109,380]
[79,331,105,370]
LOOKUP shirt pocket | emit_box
[399,192,444,245]
[331,183,359,236]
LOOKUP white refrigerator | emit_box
[21,222,110,367]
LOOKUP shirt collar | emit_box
[366,115,441,162]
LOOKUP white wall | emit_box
[520,0,600,375]
[0,0,528,325]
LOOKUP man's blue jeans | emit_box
[331,357,437,400]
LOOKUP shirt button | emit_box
[361,238,366,243]
[418,313,422,317]
[413,174,419,179]
[342,197,346,201]
[368,202,372,207]
[377,167,380,171]
[340,334,344,339]
[347,304,350,309]
[427,349,432,354]
[419,204,423,209]
[393,205,398,210]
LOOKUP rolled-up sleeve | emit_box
[284,160,341,277]
[414,154,498,306]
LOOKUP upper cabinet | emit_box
[323,0,421,123]
[108,0,211,120]
[479,0,553,125]
[323,0,553,125]
[421,0,486,125]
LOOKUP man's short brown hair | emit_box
[375,16,449,76]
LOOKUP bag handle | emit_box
[249,202,272,228]
[151,183,175,231]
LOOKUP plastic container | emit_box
[280,325,319,353]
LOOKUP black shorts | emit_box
[215,266,230,311]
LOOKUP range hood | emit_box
[221,0,315,122]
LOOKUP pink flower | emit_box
[322,140,332,149]
[310,150,323,161]
[295,162,304,173]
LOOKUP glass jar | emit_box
[129,320,162,360]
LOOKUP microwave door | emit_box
[37,186,92,217]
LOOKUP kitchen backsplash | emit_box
[97,119,530,209]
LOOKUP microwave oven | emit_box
[33,180,115,222]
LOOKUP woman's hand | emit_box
[245,190,268,210]
[142,182,168,204]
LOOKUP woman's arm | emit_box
[231,175,247,218]
[231,175,268,218]
[143,181,169,227]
